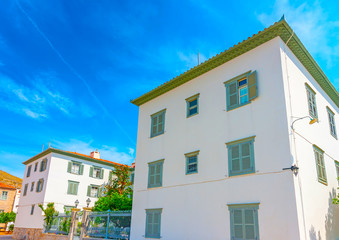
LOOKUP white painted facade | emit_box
[15,150,118,230]
[12,189,21,213]
[130,36,339,240]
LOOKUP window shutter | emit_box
[40,179,44,192]
[233,209,243,239]
[67,182,71,194]
[248,71,258,100]
[87,186,91,197]
[79,165,84,175]
[98,187,102,197]
[44,159,48,171]
[227,81,238,110]
[244,209,255,239]
[89,167,93,177]
[109,171,113,182]
[67,162,72,173]
[100,169,104,179]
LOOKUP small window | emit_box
[148,160,164,188]
[145,209,162,239]
[1,191,8,200]
[30,182,35,192]
[27,165,32,177]
[67,181,79,195]
[67,161,84,175]
[185,151,199,175]
[335,161,339,185]
[151,110,166,138]
[64,206,74,213]
[186,94,199,117]
[89,167,103,179]
[30,205,35,215]
[327,107,337,139]
[306,84,318,119]
[228,203,260,240]
[23,184,28,196]
[34,162,38,172]
[40,158,48,172]
[225,71,257,111]
[36,179,44,192]
[87,185,100,198]
[227,137,255,176]
[130,171,135,185]
[313,146,327,185]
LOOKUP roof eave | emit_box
[131,20,339,109]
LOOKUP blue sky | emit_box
[1,0,338,178]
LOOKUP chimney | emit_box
[90,149,100,159]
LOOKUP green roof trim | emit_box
[22,148,124,167]
[131,20,339,108]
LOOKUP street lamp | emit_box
[75,199,79,208]
[86,198,91,207]
[291,116,317,130]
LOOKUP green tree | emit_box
[0,211,16,231]
[93,165,133,211]
[38,202,59,231]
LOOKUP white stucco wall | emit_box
[44,153,114,212]
[131,37,301,240]
[280,39,339,240]
[15,152,115,230]
[15,154,51,229]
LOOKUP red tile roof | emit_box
[65,151,126,166]
[0,182,16,190]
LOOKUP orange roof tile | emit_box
[65,151,126,166]
[0,182,16,190]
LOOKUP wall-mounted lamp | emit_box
[283,164,299,175]
[291,116,317,130]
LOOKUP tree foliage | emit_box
[0,211,16,223]
[38,202,59,231]
[93,165,133,211]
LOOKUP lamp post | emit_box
[86,198,91,208]
[74,199,79,208]
[282,116,318,174]
[80,198,93,239]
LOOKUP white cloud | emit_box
[257,0,339,67]
[52,139,135,165]
[0,72,93,119]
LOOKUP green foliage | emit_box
[38,202,59,231]
[93,165,133,212]
[58,207,71,234]
[106,165,133,196]
[0,211,16,224]
[8,224,14,232]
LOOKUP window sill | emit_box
[226,101,251,112]
[147,185,163,189]
[318,179,328,186]
[144,235,161,239]
[331,133,338,140]
[186,172,198,175]
[187,113,199,118]
[150,132,165,138]
[228,171,256,177]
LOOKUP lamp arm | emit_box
[291,116,312,130]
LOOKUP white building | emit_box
[14,148,125,233]
[130,19,339,240]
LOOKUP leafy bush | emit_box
[8,224,14,232]
[38,203,59,231]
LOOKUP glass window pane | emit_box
[238,79,247,87]
[189,107,198,115]
[189,99,197,107]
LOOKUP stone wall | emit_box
[13,227,68,240]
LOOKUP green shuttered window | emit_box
[67,161,84,175]
[40,158,48,172]
[185,151,199,174]
[306,84,318,119]
[229,204,260,240]
[313,146,327,185]
[148,160,164,188]
[227,137,255,176]
[151,110,166,137]
[23,184,28,196]
[87,185,101,198]
[27,165,32,177]
[67,181,79,195]
[327,107,337,138]
[89,166,104,179]
[335,161,339,185]
[225,71,257,111]
[36,178,44,192]
[145,209,162,238]
[186,94,199,118]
